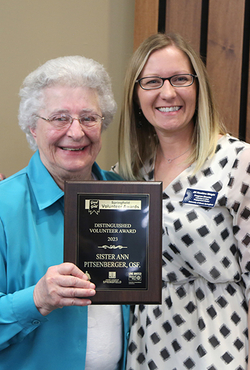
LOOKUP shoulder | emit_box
[0,167,28,195]
[204,135,250,179]
[217,134,250,152]
[92,162,123,181]
[0,167,30,219]
[195,135,250,177]
[212,134,250,165]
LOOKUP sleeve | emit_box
[0,218,47,351]
[227,146,250,301]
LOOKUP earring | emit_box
[137,108,143,128]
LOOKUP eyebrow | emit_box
[79,109,98,115]
[49,109,99,115]
[141,71,192,78]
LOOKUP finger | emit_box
[57,262,89,280]
[57,274,95,290]
[58,286,96,299]
[57,296,95,308]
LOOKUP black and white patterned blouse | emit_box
[126,135,250,370]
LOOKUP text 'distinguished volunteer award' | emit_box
[64,181,162,304]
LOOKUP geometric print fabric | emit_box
[126,135,250,369]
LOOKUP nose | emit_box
[66,118,85,140]
[159,79,177,98]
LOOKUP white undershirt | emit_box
[85,305,123,370]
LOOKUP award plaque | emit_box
[64,181,162,304]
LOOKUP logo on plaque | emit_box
[88,199,100,214]
[109,271,116,278]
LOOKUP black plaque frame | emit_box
[64,181,162,304]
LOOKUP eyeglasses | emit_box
[136,74,197,90]
[36,113,104,130]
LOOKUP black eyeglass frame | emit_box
[136,73,197,90]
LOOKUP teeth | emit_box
[62,147,84,151]
[158,106,181,112]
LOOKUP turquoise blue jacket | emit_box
[0,151,130,370]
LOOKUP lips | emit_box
[157,106,181,112]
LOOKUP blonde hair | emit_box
[118,33,226,180]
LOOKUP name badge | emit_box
[182,188,218,208]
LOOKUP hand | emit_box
[33,262,96,316]
[0,173,6,181]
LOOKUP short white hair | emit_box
[18,56,117,150]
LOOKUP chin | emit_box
[66,164,92,178]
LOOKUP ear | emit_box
[30,126,37,143]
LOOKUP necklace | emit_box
[161,146,191,163]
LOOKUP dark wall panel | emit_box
[133,0,250,141]
[206,0,245,137]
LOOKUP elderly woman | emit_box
[116,33,250,369]
[0,56,129,370]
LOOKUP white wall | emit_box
[0,0,135,176]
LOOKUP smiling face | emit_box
[30,85,102,189]
[136,45,197,138]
